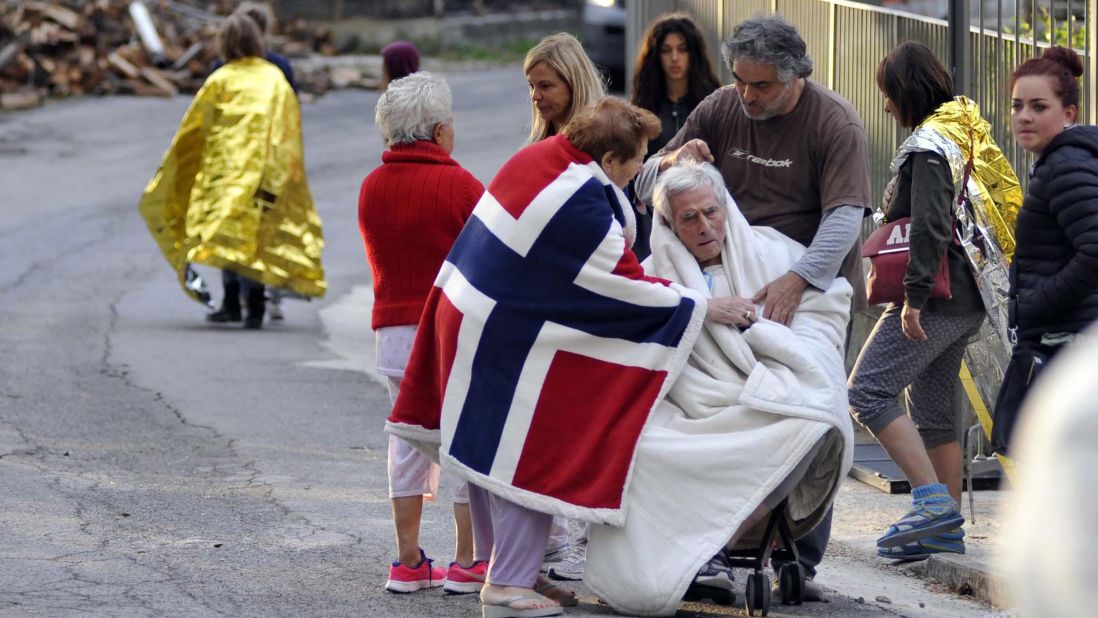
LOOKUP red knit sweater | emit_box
[359,141,484,329]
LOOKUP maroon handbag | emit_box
[861,217,952,306]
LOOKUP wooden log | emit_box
[139,66,177,96]
[107,51,140,79]
[116,45,150,67]
[8,4,26,29]
[0,35,27,72]
[158,68,191,86]
[122,78,168,97]
[43,5,82,30]
[0,90,44,110]
[34,55,56,74]
[77,45,96,69]
[170,41,205,72]
[128,1,166,64]
[49,60,72,87]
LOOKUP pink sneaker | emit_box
[385,549,446,593]
[443,560,488,594]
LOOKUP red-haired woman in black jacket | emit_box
[996,46,1098,451]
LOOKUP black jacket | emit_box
[886,151,983,314]
[1010,126,1098,341]
[645,94,703,158]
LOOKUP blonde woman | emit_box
[524,33,605,144]
[522,33,606,587]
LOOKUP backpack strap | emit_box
[957,125,976,206]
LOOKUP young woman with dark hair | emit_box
[874,41,954,127]
[994,47,1098,451]
[631,13,721,157]
[628,13,720,260]
[848,41,1021,562]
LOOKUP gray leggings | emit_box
[848,305,984,448]
[467,484,552,588]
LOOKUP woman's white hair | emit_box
[652,161,727,222]
[375,71,452,146]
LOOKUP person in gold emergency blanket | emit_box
[139,13,325,328]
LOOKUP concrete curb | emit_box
[825,533,1012,610]
[923,553,1011,608]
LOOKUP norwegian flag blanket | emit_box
[386,135,707,524]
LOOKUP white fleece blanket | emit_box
[584,187,855,616]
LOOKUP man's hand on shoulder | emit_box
[658,139,714,171]
[752,271,808,326]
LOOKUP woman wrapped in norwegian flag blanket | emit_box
[386,134,708,525]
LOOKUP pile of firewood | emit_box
[0,0,349,110]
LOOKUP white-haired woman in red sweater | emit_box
[358,71,486,596]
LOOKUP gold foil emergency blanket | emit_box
[139,57,326,304]
[889,97,1023,413]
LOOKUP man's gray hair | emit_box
[721,15,813,83]
[375,71,452,146]
[653,161,727,222]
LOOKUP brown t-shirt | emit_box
[659,81,872,306]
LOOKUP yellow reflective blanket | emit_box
[139,57,326,303]
[915,97,1022,259]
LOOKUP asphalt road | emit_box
[0,67,991,617]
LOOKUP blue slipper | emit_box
[877,499,964,549]
[877,528,965,562]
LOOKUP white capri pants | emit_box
[378,325,468,503]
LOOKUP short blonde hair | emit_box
[524,33,605,144]
[563,97,660,163]
[217,13,265,61]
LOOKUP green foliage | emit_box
[439,36,542,62]
[1004,6,1088,49]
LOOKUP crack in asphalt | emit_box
[0,420,46,462]
[0,210,234,615]
[0,204,124,296]
[102,293,224,441]
[235,452,365,548]
[0,447,42,460]
[74,277,366,605]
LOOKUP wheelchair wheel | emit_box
[744,572,771,616]
[778,563,806,605]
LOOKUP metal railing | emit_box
[626,0,1096,201]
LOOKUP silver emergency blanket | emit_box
[889,97,1023,411]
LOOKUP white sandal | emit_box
[481,593,563,618]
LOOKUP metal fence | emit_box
[626,0,1097,202]
[278,0,582,20]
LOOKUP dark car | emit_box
[581,0,626,90]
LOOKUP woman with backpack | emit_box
[848,42,1020,562]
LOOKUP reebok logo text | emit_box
[729,148,793,168]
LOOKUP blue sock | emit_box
[911,483,952,504]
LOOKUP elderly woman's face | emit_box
[668,186,726,267]
[601,140,647,189]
